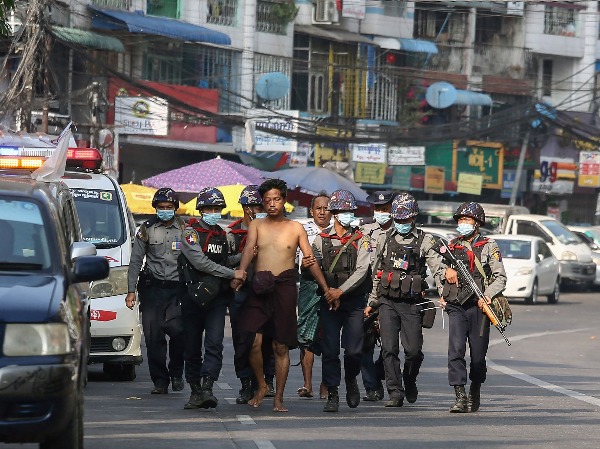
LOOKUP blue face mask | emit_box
[202,213,222,226]
[254,212,268,219]
[374,212,392,226]
[394,222,413,235]
[456,223,476,236]
[157,209,175,222]
[335,212,355,227]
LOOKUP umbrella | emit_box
[182,184,294,217]
[141,156,265,193]
[273,167,369,202]
[120,183,186,215]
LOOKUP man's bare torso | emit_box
[254,218,303,275]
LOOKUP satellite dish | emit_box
[256,72,290,101]
[425,82,457,109]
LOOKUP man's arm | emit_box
[127,226,148,293]
[298,224,328,293]
[422,233,445,291]
[482,239,507,298]
[238,220,258,273]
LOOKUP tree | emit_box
[0,0,15,37]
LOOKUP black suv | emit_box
[0,174,108,448]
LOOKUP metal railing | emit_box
[91,0,132,9]
[256,1,287,35]
[206,0,237,27]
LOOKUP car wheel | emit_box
[40,391,83,449]
[103,362,136,381]
[547,278,560,304]
[525,279,538,304]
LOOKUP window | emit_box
[193,46,241,113]
[145,47,183,84]
[542,59,553,97]
[516,221,550,243]
[254,53,292,109]
[207,0,237,26]
[544,5,577,36]
[538,241,553,259]
[309,73,327,112]
[147,0,180,19]
[72,189,125,248]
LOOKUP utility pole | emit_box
[509,131,530,206]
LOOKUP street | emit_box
[41,291,600,448]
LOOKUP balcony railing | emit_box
[256,1,287,35]
[473,44,534,79]
[207,0,237,27]
[91,0,132,9]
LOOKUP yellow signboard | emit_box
[457,173,483,195]
[424,166,445,194]
[354,162,386,184]
[314,126,351,166]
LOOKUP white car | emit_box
[492,235,560,304]
[569,230,600,287]
[568,225,600,247]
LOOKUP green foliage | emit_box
[270,2,299,24]
[0,0,16,37]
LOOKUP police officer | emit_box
[226,185,275,404]
[126,187,186,394]
[365,193,443,407]
[310,189,371,413]
[180,187,246,410]
[359,190,396,402]
[437,202,506,413]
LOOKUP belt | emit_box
[149,277,180,289]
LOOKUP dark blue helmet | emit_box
[239,185,262,205]
[453,202,485,225]
[152,187,179,209]
[391,193,419,220]
[196,187,226,209]
[327,189,357,211]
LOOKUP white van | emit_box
[62,149,142,380]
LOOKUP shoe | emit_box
[468,383,481,412]
[375,383,385,401]
[384,397,403,407]
[171,377,185,392]
[405,381,418,404]
[197,376,218,409]
[150,385,168,394]
[236,377,253,404]
[449,385,468,413]
[363,389,379,402]
[345,377,360,409]
[184,382,203,409]
[323,387,339,413]
[265,378,276,398]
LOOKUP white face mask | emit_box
[374,212,392,225]
[456,223,476,236]
[335,212,355,227]
[254,212,268,219]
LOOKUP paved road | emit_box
[19,290,600,448]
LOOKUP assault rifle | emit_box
[433,238,511,346]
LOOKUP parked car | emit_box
[568,225,600,247]
[492,235,560,304]
[570,231,600,287]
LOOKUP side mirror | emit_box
[73,256,109,283]
[537,253,544,262]
[71,241,97,260]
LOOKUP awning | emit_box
[89,6,231,45]
[398,38,438,54]
[295,25,376,46]
[373,37,400,50]
[455,90,493,106]
[121,135,235,154]
[51,26,125,52]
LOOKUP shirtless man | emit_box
[234,178,329,412]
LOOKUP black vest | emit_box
[377,230,427,299]
[444,237,490,303]
[191,222,229,264]
[227,219,247,254]
[321,230,371,295]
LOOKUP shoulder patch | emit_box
[492,246,502,261]
[184,228,199,246]
[136,225,148,242]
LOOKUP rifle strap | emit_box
[328,232,362,273]
[372,229,396,275]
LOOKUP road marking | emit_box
[488,328,600,407]
[237,415,256,425]
[255,440,276,449]
[224,397,238,404]
[216,382,232,390]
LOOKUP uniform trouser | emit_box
[181,294,227,383]
[361,346,382,391]
[446,301,490,386]
[229,290,275,380]
[378,297,424,400]
[139,286,185,388]
[320,294,365,388]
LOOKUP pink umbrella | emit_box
[141,156,266,193]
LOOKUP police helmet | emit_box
[239,185,262,205]
[196,187,226,210]
[453,201,485,225]
[327,189,358,211]
[152,187,179,209]
[391,193,419,220]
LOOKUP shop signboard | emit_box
[457,173,483,195]
[391,166,412,190]
[578,151,600,188]
[354,162,386,184]
[453,141,503,189]
[114,96,168,135]
[424,166,445,194]
[351,143,387,164]
[532,157,576,195]
[388,146,425,166]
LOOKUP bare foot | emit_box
[319,382,328,400]
[297,387,313,398]
[248,384,268,408]
[273,396,288,412]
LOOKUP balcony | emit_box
[91,0,132,10]
[361,0,413,38]
[473,44,534,79]
[256,0,295,35]
[206,0,237,27]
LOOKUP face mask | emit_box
[394,222,413,235]
[254,212,268,219]
[374,212,392,226]
[157,209,175,222]
[335,212,355,227]
[202,213,222,226]
[456,223,476,236]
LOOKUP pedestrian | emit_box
[226,185,276,404]
[359,190,396,402]
[179,187,247,410]
[437,201,506,413]
[234,178,329,412]
[297,192,331,400]
[125,187,186,394]
[310,189,372,413]
[364,193,443,407]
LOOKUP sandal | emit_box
[297,387,314,398]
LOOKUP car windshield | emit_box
[496,240,531,260]
[542,220,580,244]
[71,188,125,249]
[0,198,50,269]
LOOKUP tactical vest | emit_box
[228,219,247,254]
[377,230,427,300]
[321,230,371,295]
[444,237,491,304]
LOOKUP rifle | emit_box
[433,238,511,346]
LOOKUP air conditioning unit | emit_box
[313,0,338,24]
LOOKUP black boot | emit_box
[236,377,253,404]
[449,385,468,413]
[323,387,339,413]
[345,377,360,409]
[468,383,481,412]
[183,382,203,409]
[197,376,218,409]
